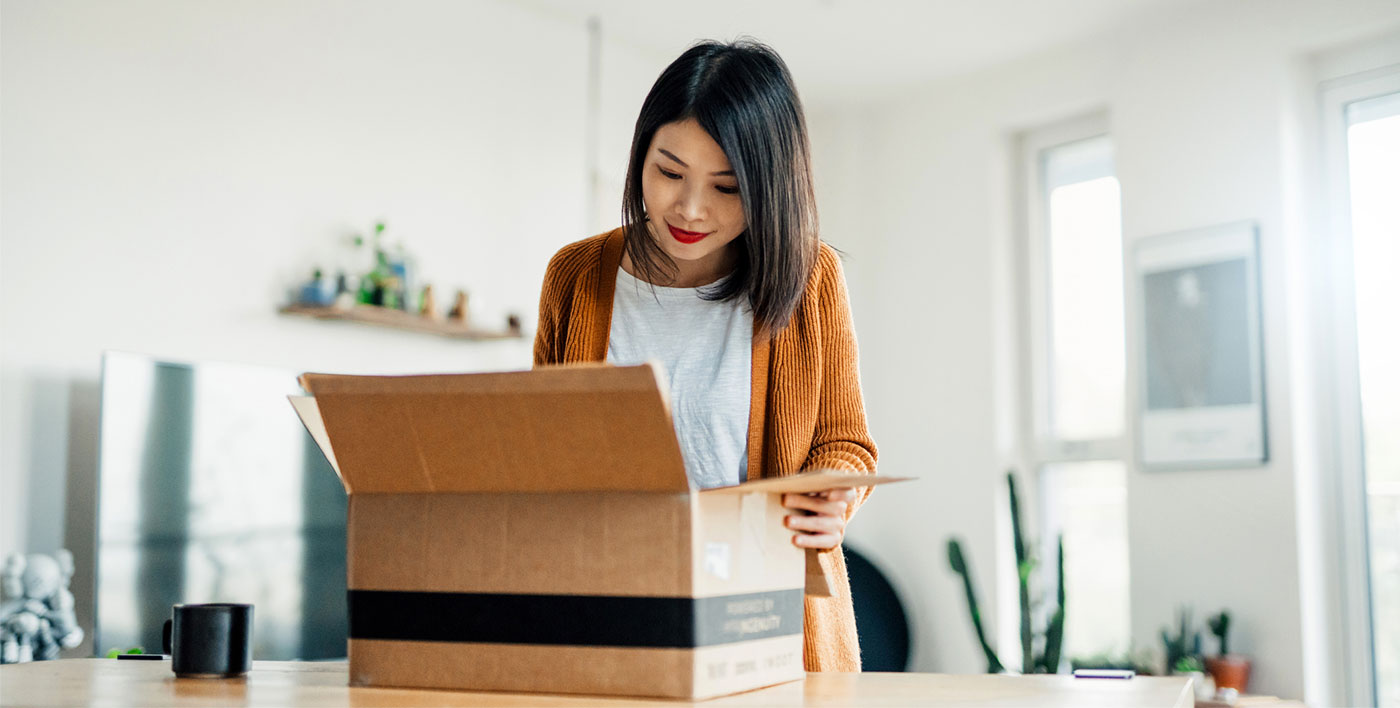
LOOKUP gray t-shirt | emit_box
[606,266,752,489]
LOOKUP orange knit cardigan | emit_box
[532,227,879,672]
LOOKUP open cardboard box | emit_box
[290,362,906,699]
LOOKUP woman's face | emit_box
[641,118,746,277]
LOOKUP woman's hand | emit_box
[782,488,858,550]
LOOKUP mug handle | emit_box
[162,619,172,655]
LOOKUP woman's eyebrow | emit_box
[658,148,735,176]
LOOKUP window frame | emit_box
[1019,114,1126,465]
[1012,112,1131,663]
[1319,63,1400,708]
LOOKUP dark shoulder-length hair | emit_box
[621,38,818,336]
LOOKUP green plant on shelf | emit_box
[1207,610,1231,655]
[1173,655,1205,674]
[354,221,406,309]
[1160,605,1203,675]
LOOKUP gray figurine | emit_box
[0,550,84,663]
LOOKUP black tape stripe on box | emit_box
[348,589,803,648]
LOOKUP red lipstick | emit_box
[667,223,710,244]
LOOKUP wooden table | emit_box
[0,659,1193,707]
[1197,696,1306,707]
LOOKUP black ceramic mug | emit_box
[161,603,253,678]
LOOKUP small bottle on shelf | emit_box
[447,290,469,327]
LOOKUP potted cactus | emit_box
[1160,605,1202,676]
[1160,607,1215,701]
[946,471,1065,674]
[1205,610,1251,693]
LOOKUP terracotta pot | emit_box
[1206,655,1251,693]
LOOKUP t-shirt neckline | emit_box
[616,265,732,300]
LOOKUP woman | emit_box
[532,38,877,672]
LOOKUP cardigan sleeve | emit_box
[532,249,569,367]
[533,233,611,367]
[802,247,879,521]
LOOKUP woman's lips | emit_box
[667,223,710,244]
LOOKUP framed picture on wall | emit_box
[1134,221,1267,469]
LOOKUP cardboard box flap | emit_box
[703,469,912,496]
[296,363,690,494]
[807,551,834,598]
[287,395,346,490]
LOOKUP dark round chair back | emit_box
[845,544,911,671]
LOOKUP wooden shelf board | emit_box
[279,304,522,340]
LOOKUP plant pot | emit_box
[1206,654,1251,693]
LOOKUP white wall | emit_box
[0,0,664,655]
[593,32,669,233]
[7,1,1399,699]
[817,0,1400,703]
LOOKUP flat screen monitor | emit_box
[95,351,347,659]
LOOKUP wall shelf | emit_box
[278,304,523,341]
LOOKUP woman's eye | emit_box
[656,164,736,194]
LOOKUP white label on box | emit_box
[705,542,731,580]
[692,635,805,699]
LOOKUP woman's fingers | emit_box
[790,532,842,549]
[780,488,858,550]
[828,487,857,505]
[781,492,849,518]
[784,508,846,550]
[784,513,844,534]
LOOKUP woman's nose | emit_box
[675,185,707,222]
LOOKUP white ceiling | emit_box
[517,0,1193,105]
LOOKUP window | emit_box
[1019,118,1130,665]
[1344,87,1400,708]
[1320,55,1400,706]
